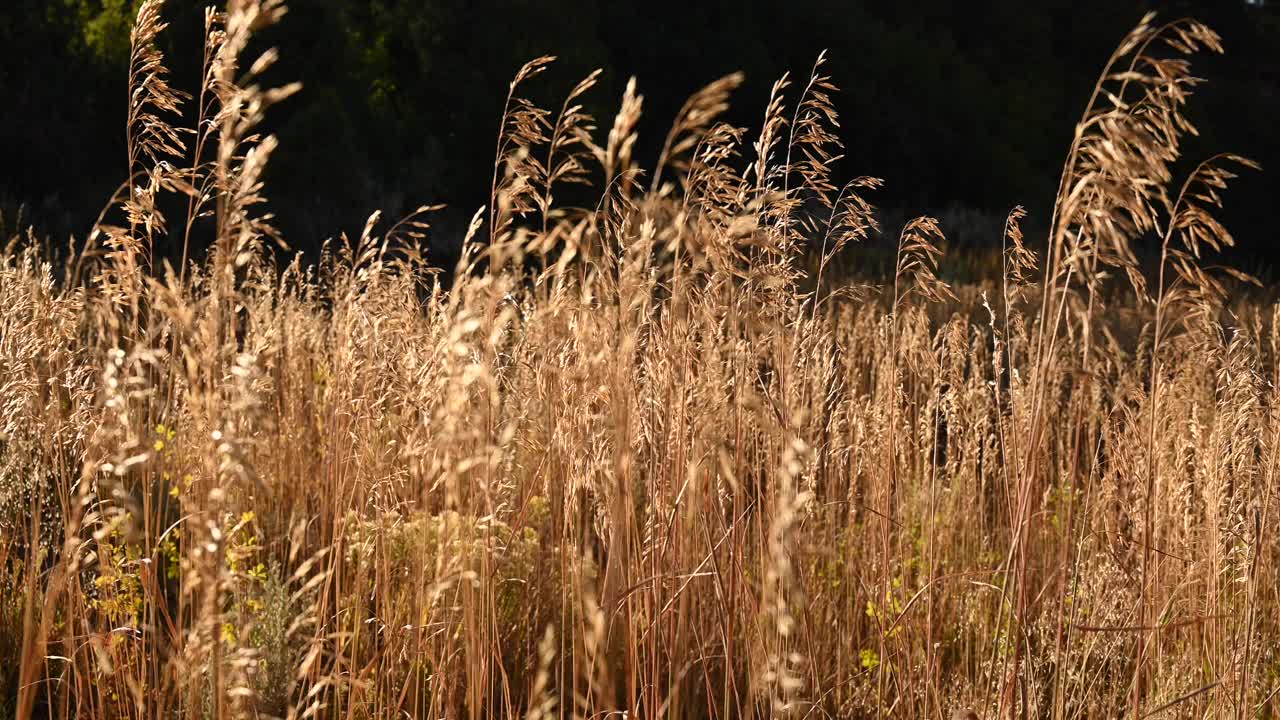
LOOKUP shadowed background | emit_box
[2,0,1277,276]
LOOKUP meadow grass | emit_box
[1,2,1277,718]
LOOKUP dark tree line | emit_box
[2,0,1277,269]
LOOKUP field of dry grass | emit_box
[2,1,1278,718]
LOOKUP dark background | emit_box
[2,0,1277,275]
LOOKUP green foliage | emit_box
[70,0,144,62]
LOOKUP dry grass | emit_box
[1,3,1277,719]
